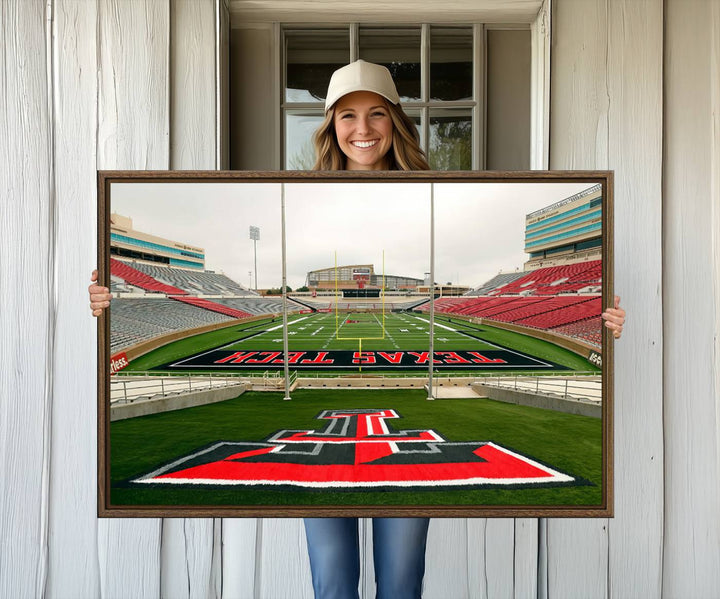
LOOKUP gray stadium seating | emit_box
[110,298,234,353]
[465,271,528,296]
[129,262,257,296]
[212,297,294,315]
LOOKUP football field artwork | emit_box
[98,171,613,517]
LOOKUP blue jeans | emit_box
[304,517,430,599]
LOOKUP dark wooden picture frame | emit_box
[98,170,613,518]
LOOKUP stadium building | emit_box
[110,213,205,270]
[306,264,424,291]
[523,184,602,270]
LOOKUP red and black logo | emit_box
[132,409,580,489]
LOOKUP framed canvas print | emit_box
[97,170,613,517]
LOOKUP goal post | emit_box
[333,250,387,342]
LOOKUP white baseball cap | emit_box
[324,60,400,112]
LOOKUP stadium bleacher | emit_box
[172,296,254,319]
[420,261,603,348]
[110,259,187,295]
[466,271,528,296]
[487,261,601,296]
[516,297,601,329]
[553,317,603,347]
[109,259,292,354]
[110,298,235,353]
[213,297,297,315]
[128,262,255,296]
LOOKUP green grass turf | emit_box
[122,311,597,375]
[110,388,603,508]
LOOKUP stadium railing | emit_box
[475,374,601,403]
[112,371,260,404]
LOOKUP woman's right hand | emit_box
[89,269,111,317]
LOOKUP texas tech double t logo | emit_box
[133,408,577,489]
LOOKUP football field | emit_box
[110,388,603,508]
[127,311,595,374]
[113,312,602,508]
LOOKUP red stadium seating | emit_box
[110,258,187,295]
[488,260,601,296]
[516,297,602,329]
[421,261,604,347]
[553,317,603,346]
[487,296,589,323]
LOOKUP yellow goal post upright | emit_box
[333,251,387,368]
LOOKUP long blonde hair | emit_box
[312,100,430,171]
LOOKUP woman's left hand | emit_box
[602,295,625,339]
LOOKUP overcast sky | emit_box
[112,180,596,289]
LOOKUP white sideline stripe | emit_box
[267,316,310,332]
[137,476,574,487]
[413,315,456,332]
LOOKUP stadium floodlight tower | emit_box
[249,226,260,291]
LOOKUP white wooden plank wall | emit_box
[163,3,223,598]
[550,2,664,598]
[0,1,53,598]
[663,1,720,596]
[96,0,169,597]
[424,519,471,598]
[170,0,217,171]
[47,1,101,597]
[258,518,314,597]
[222,519,259,597]
[605,2,664,597]
[549,3,611,594]
[3,0,720,597]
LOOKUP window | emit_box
[283,25,481,170]
[228,23,531,171]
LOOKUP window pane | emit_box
[286,30,349,103]
[285,112,324,169]
[359,27,421,102]
[429,109,472,170]
[402,109,423,149]
[430,27,473,101]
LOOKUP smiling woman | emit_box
[333,91,394,170]
[311,60,430,172]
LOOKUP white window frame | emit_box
[244,1,551,170]
[281,23,489,170]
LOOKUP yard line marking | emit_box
[266,316,311,332]
[412,315,457,332]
